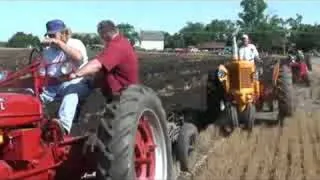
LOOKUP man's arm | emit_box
[252,45,260,59]
[74,59,102,77]
[70,44,122,79]
[42,38,84,62]
[57,39,84,62]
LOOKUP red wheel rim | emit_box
[135,114,156,180]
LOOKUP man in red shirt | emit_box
[69,20,138,96]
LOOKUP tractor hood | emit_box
[0,93,42,128]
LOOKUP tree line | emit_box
[3,0,320,53]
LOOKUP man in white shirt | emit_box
[239,34,260,62]
[239,34,263,76]
[40,19,91,135]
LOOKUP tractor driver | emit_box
[239,34,262,76]
[239,34,260,62]
[68,20,138,101]
[40,19,91,135]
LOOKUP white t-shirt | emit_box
[42,38,88,83]
[239,44,259,62]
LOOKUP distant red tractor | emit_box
[0,48,199,180]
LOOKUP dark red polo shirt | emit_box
[96,34,138,94]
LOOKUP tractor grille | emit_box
[240,68,252,88]
[229,67,252,89]
[230,67,240,89]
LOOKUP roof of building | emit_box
[140,30,164,41]
[197,41,226,49]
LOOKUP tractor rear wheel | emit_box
[176,122,199,172]
[95,85,174,180]
[277,65,294,118]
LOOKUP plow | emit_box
[0,48,199,180]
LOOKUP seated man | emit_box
[239,34,262,76]
[239,34,260,62]
[40,19,91,135]
[68,20,138,100]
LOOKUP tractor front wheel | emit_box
[221,103,239,135]
[95,85,174,180]
[239,103,256,132]
[176,122,199,172]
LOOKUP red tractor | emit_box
[0,48,199,180]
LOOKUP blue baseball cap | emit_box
[45,19,67,35]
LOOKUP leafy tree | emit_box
[238,0,267,31]
[117,23,139,46]
[205,20,236,41]
[7,32,40,48]
[293,24,320,51]
[72,33,102,47]
[179,22,208,46]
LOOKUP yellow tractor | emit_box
[206,35,294,133]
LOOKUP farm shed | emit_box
[139,30,164,51]
[197,41,226,53]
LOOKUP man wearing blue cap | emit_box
[40,19,90,135]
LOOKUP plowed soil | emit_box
[192,58,320,180]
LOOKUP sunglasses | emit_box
[48,34,56,38]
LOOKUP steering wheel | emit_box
[28,47,43,65]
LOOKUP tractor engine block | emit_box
[1,128,43,161]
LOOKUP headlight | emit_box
[0,71,8,81]
[217,70,226,79]
[60,62,73,75]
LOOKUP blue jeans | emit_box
[40,79,91,133]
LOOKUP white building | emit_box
[139,30,164,51]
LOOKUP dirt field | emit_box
[1,48,320,180]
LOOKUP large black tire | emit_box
[221,103,238,135]
[95,85,174,180]
[277,65,294,118]
[239,103,256,131]
[176,122,199,172]
[206,69,224,120]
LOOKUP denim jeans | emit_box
[40,79,91,133]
